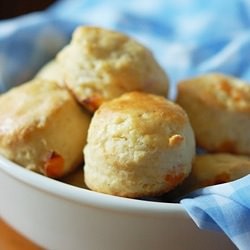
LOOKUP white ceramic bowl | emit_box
[0,16,236,250]
[0,155,235,250]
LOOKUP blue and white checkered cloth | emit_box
[1,0,250,248]
[181,175,250,250]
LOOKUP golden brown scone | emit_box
[176,73,250,155]
[36,60,64,87]
[84,92,195,198]
[0,79,91,178]
[181,153,250,193]
[57,26,169,112]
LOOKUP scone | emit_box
[36,60,64,87]
[0,79,91,178]
[176,73,250,155]
[84,92,195,198]
[57,26,169,112]
[181,153,250,193]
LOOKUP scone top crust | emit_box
[57,26,169,112]
[0,79,72,145]
[178,73,250,113]
[97,91,187,128]
[73,26,130,59]
[87,91,191,160]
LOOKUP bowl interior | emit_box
[0,16,190,217]
[0,154,186,216]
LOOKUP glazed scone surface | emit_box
[57,26,169,112]
[84,92,195,198]
[176,73,250,154]
[0,79,91,178]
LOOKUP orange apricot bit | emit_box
[44,151,64,178]
[168,134,184,147]
[165,172,185,187]
[219,79,232,95]
[218,140,236,153]
[82,95,103,112]
[201,172,231,187]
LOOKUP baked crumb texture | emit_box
[0,79,91,178]
[57,26,169,112]
[84,91,195,198]
[176,73,250,155]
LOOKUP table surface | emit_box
[0,218,42,250]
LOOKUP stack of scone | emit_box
[1,26,195,198]
[176,73,250,193]
[1,25,248,199]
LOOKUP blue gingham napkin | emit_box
[1,0,250,248]
[181,175,250,250]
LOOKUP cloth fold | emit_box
[1,0,250,95]
[181,175,250,250]
[0,0,250,248]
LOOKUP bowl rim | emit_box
[0,155,188,218]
